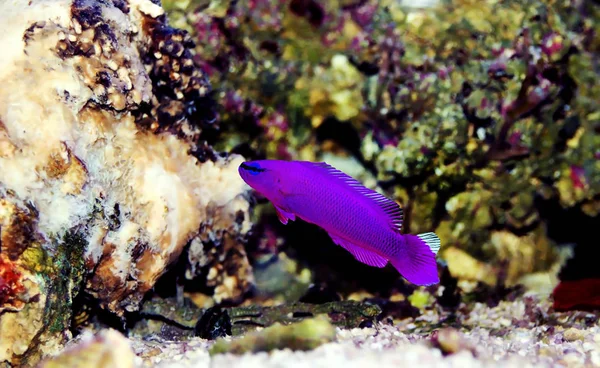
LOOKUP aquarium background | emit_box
[158,0,599,308]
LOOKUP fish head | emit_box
[238,160,287,204]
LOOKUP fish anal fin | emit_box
[302,161,403,232]
[329,234,388,268]
[274,205,296,225]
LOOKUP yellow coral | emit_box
[297,54,364,125]
[442,246,497,285]
[489,227,558,286]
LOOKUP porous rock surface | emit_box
[0,0,251,364]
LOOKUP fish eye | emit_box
[241,162,266,176]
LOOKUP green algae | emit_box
[47,231,87,333]
[408,290,433,310]
[209,316,336,356]
[13,230,89,366]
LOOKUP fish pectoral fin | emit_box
[274,205,296,225]
[329,234,388,268]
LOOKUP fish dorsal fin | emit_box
[303,161,403,232]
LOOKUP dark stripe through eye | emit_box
[241,163,266,173]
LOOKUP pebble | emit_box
[563,328,585,342]
[434,328,463,354]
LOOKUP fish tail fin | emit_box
[390,232,440,286]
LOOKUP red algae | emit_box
[0,255,25,310]
[552,278,600,311]
[569,165,586,190]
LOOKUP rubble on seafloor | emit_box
[0,0,253,364]
[37,295,600,367]
[129,297,381,340]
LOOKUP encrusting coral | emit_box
[0,0,252,364]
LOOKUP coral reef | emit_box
[169,0,599,294]
[1,0,599,366]
[0,0,251,364]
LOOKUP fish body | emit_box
[238,160,441,285]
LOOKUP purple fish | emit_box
[238,160,441,285]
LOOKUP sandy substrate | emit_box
[125,296,600,368]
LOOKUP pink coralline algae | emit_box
[541,33,564,57]
[569,165,586,190]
